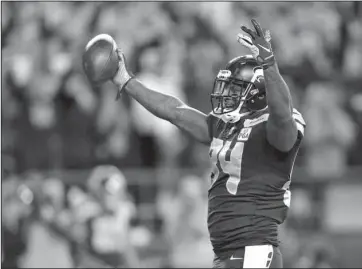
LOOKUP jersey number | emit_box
[209,138,245,195]
[210,137,292,206]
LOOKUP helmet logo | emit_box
[217,70,232,80]
[250,89,259,95]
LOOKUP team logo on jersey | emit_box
[237,127,252,141]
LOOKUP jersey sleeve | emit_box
[292,108,306,136]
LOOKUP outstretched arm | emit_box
[123,79,210,144]
[112,51,210,145]
[238,19,298,152]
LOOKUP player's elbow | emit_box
[166,98,183,122]
[156,97,183,123]
[197,135,212,146]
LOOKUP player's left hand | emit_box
[112,48,133,100]
[237,19,275,69]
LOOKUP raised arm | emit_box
[112,50,211,145]
[238,19,298,152]
[263,64,297,152]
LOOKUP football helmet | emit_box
[211,55,267,116]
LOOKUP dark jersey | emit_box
[206,108,306,257]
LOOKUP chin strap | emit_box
[224,100,251,123]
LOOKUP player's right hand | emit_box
[112,49,133,99]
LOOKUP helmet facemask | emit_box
[211,70,256,115]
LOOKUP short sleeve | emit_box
[292,108,306,136]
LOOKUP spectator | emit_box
[2,177,34,269]
[157,175,213,268]
[348,92,362,165]
[130,41,186,168]
[77,165,140,268]
[303,82,356,179]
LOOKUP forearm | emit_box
[113,62,210,144]
[265,63,298,151]
[122,78,183,122]
[264,63,293,122]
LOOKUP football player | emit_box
[111,19,306,268]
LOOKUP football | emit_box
[82,34,119,84]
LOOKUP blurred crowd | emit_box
[2,166,214,268]
[2,1,362,268]
[2,2,362,175]
[2,165,340,268]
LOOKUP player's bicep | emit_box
[266,109,306,152]
[267,117,297,152]
[172,104,211,145]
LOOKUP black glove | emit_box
[237,19,275,69]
